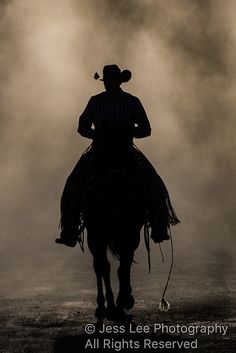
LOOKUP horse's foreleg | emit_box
[93,250,116,318]
[101,252,115,309]
[93,255,106,318]
[117,250,135,310]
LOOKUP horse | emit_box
[81,146,147,319]
[57,140,179,318]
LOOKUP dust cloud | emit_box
[0,0,235,279]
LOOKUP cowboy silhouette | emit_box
[56,64,179,247]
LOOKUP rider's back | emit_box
[78,89,151,153]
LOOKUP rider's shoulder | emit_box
[121,91,142,103]
[90,91,141,104]
[122,91,137,99]
[87,92,105,105]
[90,92,107,100]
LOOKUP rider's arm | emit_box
[131,98,151,138]
[78,98,95,139]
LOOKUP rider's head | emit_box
[94,65,131,92]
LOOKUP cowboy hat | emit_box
[94,64,131,83]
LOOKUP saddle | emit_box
[57,143,179,249]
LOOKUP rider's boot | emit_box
[55,194,83,247]
[55,215,81,247]
[150,224,170,243]
[55,229,78,247]
[144,195,170,243]
[149,211,170,243]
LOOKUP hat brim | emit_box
[94,69,131,83]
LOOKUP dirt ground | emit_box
[0,251,235,353]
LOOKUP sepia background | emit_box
[0,0,235,351]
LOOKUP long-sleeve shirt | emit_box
[78,89,151,151]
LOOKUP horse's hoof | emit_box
[116,307,132,322]
[124,295,135,310]
[95,305,106,318]
[106,304,118,321]
[116,294,135,311]
[106,305,129,322]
